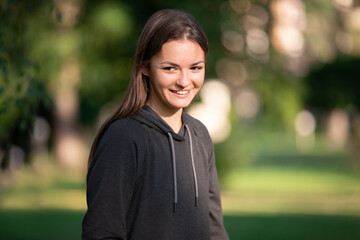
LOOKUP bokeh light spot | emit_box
[295,110,316,137]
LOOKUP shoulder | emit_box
[105,117,145,137]
[98,117,147,149]
[91,117,148,166]
[88,118,144,178]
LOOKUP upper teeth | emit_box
[175,90,188,95]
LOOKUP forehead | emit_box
[153,39,205,62]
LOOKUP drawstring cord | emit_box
[167,124,199,213]
[167,132,178,212]
[185,124,199,206]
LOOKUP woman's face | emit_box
[144,39,205,116]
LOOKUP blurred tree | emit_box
[0,0,52,170]
[77,1,135,126]
[303,0,360,113]
[4,0,360,173]
[305,57,360,111]
[214,0,305,131]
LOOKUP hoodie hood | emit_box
[132,105,190,141]
[132,105,199,212]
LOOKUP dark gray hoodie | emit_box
[82,105,229,240]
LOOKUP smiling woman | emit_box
[82,9,229,240]
[144,39,205,132]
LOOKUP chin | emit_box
[170,95,196,107]
[170,100,194,109]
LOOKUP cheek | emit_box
[153,72,178,87]
[193,73,205,88]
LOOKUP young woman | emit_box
[82,9,229,240]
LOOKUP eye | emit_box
[163,66,176,71]
[191,66,203,71]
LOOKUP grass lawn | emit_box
[0,209,359,240]
[221,166,360,216]
[224,213,360,240]
[0,209,84,240]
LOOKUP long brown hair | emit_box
[88,9,208,164]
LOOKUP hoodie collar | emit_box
[132,105,188,141]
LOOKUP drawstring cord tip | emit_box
[195,197,199,206]
[173,202,177,212]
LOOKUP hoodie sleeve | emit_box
[82,123,138,240]
[208,147,229,240]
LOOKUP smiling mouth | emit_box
[170,90,189,95]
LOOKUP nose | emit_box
[176,70,190,88]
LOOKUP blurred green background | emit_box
[1,0,360,239]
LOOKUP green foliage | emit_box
[305,57,360,110]
[255,68,303,131]
[91,2,132,38]
[2,0,360,173]
[0,1,52,169]
[77,1,135,125]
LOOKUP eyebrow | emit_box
[159,61,205,66]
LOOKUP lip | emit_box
[170,89,191,97]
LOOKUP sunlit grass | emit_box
[0,154,87,210]
[223,167,360,194]
[2,159,360,218]
[1,189,86,210]
[221,166,360,216]
[222,191,360,216]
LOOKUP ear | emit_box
[142,65,150,77]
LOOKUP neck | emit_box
[146,103,183,133]
[162,110,183,133]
